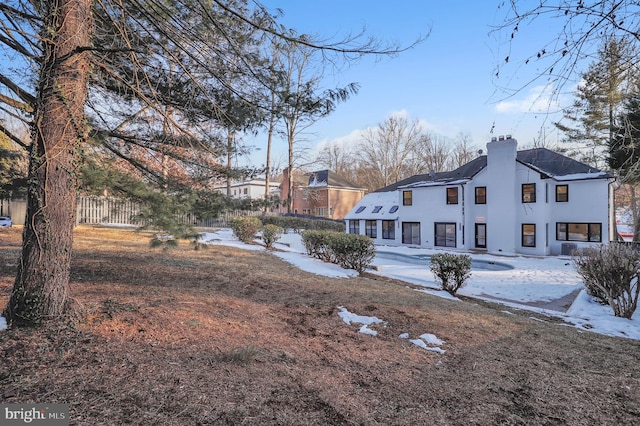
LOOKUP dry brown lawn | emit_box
[0,225,639,425]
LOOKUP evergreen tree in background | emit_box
[555,37,637,167]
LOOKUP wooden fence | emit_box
[2,196,273,228]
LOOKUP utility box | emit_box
[561,243,578,256]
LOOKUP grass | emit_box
[0,225,639,425]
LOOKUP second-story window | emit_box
[446,187,458,205]
[475,186,486,204]
[522,183,536,203]
[403,190,413,206]
[556,185,568,202]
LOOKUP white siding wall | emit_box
[513,162,550,256]
[465,170,489,250]
[547,179,611,255]
[400,185,465,248]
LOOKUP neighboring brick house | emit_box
[279,169,366,220]
[345,136,617,256]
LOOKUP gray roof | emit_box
[307,170,363,189]
[516,148,605,177]
[375,148,612,192]
[375,156,487,192]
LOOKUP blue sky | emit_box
[244,1,581,169]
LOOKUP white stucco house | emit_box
[213,179,280,200]
[345,136,616,256]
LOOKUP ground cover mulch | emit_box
[0,226,639,425]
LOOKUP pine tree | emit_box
[0,0,415,326]
[555,37,636,167]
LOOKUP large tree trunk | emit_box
[629,185,640,242]
[287,134,294,214]
[3,0,92,325]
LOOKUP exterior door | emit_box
[435,222,456,247]
[402,222,421,245]
[475,223,487,248]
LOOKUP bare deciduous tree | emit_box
[449,131,478,169]
[315,140,357,180]
[413,133,452,174]
[357,115,425,189]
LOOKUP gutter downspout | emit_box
[460,183,466,247]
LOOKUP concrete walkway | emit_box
[478,288,583,313]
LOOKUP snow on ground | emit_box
[401,332,446,354]
[4,228,636,342]
[339,307,445,354]
[0,315,6,331]
[337,306,385,336]
[200,228,640,341]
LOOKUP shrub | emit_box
[430,253,472,295]
[301,230,335,262]
[261,224,283,249]
[230,216,262,243]
[301,230,375,274]
[573,244,640,319]
[150,234,179,250]
[327,233,375,274]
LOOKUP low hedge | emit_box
[301,230,375,274]
[260,215,344,233]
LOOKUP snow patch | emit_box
[0,316,7,331]
[337,306,385,336]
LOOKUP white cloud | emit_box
[315,128,367,153]
[494,84,564,114]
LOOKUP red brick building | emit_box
[279,169,366,220]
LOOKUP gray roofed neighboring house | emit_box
[279,168,366,220]
[308,169,363,189]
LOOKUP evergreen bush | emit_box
[301,230,375,274]
[261,224,283,249]
[327,233,375,274]
[429,253,472,295]
[301,230,335,262]
[573,244,640,319]
[230,216,262,243]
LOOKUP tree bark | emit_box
[3,0,92,325]
[287,132,294,214]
